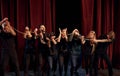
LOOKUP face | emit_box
[3,24,9,33]
[39,25,46,32]
[25,26,29,31]
[87,31,96,39]
[61,29,67,38]
[2,21,10,33]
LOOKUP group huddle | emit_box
[0,18,115,76]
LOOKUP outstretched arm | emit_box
[93,39,113,43]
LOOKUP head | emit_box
[2,21,10,33]
[61,28,67,38]
[50,32,56,39]
[25,26,29,31]
[39,25,46,32]
[107,31,115,40]
[87,31,96,39]
[74,29,80,37]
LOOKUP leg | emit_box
[38,54,43,76]
[71,55,77,76]
[89,54,95,76]
[75,53,82,71]
[59,55,64,76]
[103,54,113,76]
[84,55,89,75]
[48,56,53,76]
[64,52,70,76]
[0,49,9,76]
[93,54,99,76]
[10,49,20,76]
[24,54,30,76]
[53,55,58,74]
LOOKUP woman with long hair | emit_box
[23,26,37,76]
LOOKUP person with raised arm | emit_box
[57,28,70,76]
[0,18,20,76]
[37,25,50,76]
[81,31,96,76]
[23,26,37,76]
[69,29,83,76]
[93,31,115,76]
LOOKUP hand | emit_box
[46,37,50,41]
[90,39,97,43]
[3,17,8,22]
[72,29,78,33]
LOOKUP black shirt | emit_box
[95,35,112,54]
[83,40,93,55]
[58,38,68,54]
[70,37,82,55]
[0,29,16,50]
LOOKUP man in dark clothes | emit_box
[93,31,115,76]
[0,18,20,76]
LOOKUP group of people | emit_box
[0,17,115,76]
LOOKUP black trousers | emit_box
[0,48,20,76]
[84,54,94,76]
[94,53,113,76]
[23,52,36,76]
[59,52,70,76]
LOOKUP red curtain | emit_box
[0,0,56,67]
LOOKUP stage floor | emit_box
[4,68,120,76]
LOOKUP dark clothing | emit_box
[38,33,49,56]
[25,35,36,54]
[83,40,94,76]
[58,38,69,55]
[24,33,36,74]
[94,35,113,76]
[37,33,49,76]
[48,41,58,73]
[94,53,113,76]
[70,37,82,55]
[83,40,93,55]
[49,41,57,56]
[95,35,112,54]
[0,29,20,76]
[58,38,70,76]
[70,37,82,75]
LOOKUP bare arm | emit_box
[0,18,8,25]
[81,36,86,44]
[69,29,76,41]
[51,38,57,45]
[6,21,16,36]
[56,28,61,42]
[94,39,112,43]
[64,28,68,42]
